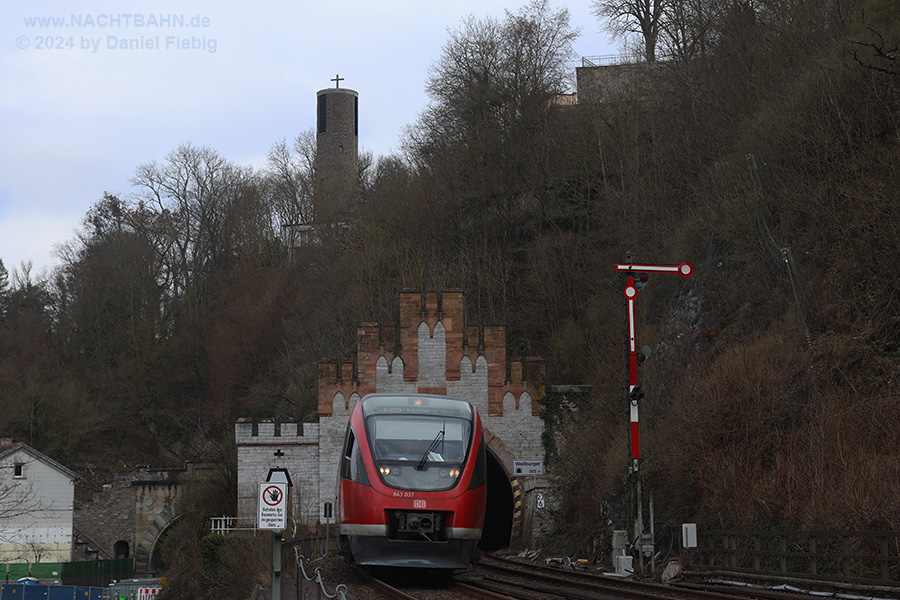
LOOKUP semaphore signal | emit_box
[615,259,693,466]
[615,257,694,567]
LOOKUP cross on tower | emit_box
[273,449,284,458]
[331,73,344,88]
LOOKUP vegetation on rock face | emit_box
[157,464,266,600]
[0,0,898,582]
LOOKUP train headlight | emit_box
[379,466,391,476]
[450,468,460,478]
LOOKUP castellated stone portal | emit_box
[235,290,549,549]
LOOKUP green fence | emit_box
[2,561,63,581]
[62,559,133,586]
[1,559,133,586]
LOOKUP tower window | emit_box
[317,95,327,134]
[354,96,359,136]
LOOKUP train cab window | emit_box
[367,415,472,491]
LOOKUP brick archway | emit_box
[135,506,176,575]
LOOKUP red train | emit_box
[337,393,487,569]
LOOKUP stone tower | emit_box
[315,76,358,214]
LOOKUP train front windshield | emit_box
[362,396,474,491]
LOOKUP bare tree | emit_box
[0,259,8,320]
[130,143,274,309]
[593,0,668,62]
[851,25,899,76]
[266,130,318,227]
[659,0,716,60]
[408,0,578,215]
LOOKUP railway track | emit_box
[321,552,834,600]
[454,554,830,600]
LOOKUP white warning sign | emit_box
[258,482,287,530]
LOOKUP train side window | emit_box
[341,427,369,485]
[340,428,355,480]
[344,430,355,460]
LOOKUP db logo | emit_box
[413,500,427,509]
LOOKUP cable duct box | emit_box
[682,523,698,548]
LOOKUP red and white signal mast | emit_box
[615,257,693,562]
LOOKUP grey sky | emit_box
[0,0,615,280]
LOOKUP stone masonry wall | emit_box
[73,472,136,560]
[235,420,321,528]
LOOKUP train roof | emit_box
[358,393,474,419]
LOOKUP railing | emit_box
[696,530,900,588]
[581,55,631,67]
[209,516,258,535]
[294,548,347,600]
[291,535,328,559]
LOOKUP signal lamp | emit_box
[636,272,649,290]
[630,386,645,403]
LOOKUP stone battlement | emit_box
[318,290,544,416]
[234,419,319,445]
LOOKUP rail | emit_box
[695,530,900,587]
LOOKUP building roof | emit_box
[0,440,78,481]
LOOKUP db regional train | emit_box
[337,393,487,569]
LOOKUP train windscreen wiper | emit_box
[416,424,445,470]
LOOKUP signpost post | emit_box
[615,257,693,573]
[259,481,288,600]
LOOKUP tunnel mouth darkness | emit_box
[149,523,173,574]
[479,449,514,552]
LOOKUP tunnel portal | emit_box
[479,448,514,552]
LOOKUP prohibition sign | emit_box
[262,485,283,506]
[258,481,287,530]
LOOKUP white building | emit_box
[0,439,77,564]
